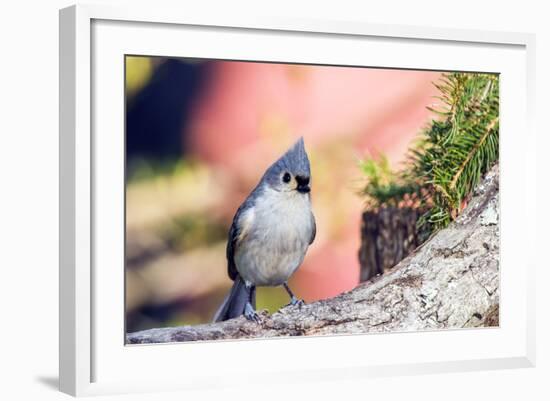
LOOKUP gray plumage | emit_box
[213,137,316,322]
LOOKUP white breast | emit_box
[235,188,314,287]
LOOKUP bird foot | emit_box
[244,302,262,323]
[288,296,305,309]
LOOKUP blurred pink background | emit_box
[188,62,440,300]
[125,57,441,330]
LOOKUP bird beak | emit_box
[295,175,310,193]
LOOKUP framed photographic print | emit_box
[59,4,536,396]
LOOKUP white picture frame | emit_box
[59,3,536,397]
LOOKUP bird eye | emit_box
[282,172,291,183]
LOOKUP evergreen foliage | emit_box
[361,72,499,233]
[359,155,418,209]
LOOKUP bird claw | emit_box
[288,296,305,309]
[244,302,262,323]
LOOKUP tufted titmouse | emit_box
[213,137,316,322]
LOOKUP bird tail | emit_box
[212,275,255,322]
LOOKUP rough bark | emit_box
[127,165,499,344]
[359,207,424,281]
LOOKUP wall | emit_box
[0,0,548,400]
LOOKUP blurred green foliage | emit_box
[126,56,153,95]
[162,214,227,252]
[359,155,419,208]
[128,157,192,183]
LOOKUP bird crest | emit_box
[267,136,310,178]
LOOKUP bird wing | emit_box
[226,201,256,281]
[309,211,316,245]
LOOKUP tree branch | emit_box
[127,164,499,344]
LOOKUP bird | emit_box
[213,137,316,322]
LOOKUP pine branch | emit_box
[449,117,498,190]
[360,72,499,234]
